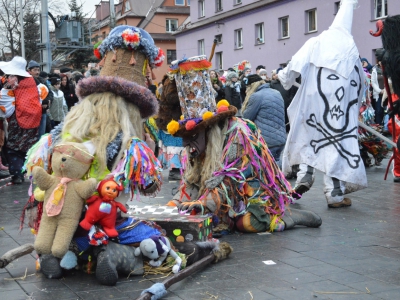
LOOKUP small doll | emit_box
[80,179,127,238]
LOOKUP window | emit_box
[216,52,223,70]
[215,34,222,44]
[374,0,388,19]
[334,1,340,14]
[306,9,317,33]
[255,23,264,44]
[279,16,289,39]
[198,0,205,18]
[234,29,243,49]
[167,50,177,64]
[234,0,242,4]
[125,0,131,12]
[216,0,223,12]
[175,0,184,5]
[166,19,178,32]
[198,39,205,55]
[187,0,190,5]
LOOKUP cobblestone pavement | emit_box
[1,158,400,300]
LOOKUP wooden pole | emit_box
[0,243,34,268]
[136,254,215,300]
[208,39,218,63]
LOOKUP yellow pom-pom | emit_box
[167,120,180,135]
[202,111,214,120]
[34,187,45,202]
[180,115,184,120]
[30,228,37,235]
[217,100,230,108]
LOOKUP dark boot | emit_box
[282,208,322,229]
[168,168,181,181]
[95,242,143,286]
[40,254,63,279]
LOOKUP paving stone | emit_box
[0,289,30,300]
[220,287,277,300]
[76,287,129,300]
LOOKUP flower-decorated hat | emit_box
[233,60,251,74]
[76,25,164,118]
[165,55,237,138]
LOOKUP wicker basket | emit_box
[100,48,146,87]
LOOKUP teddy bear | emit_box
[32,142,97,278]
[80,178,127,238]
[134,235,182,273]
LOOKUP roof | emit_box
[174,0,281,35]
[150,33,176,41]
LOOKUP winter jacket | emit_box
[211,78,225,101]
[37,77,53,114]
[371,65,384,100]
[61,83,78,110]
[224,82,242,109]
[48,89,68,122]
[270,79,298,132]
[242,83,286,148]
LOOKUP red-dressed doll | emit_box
[80,179,127,237]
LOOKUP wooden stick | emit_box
[136,254,215,300]
[0,243,35,268]
[208,39,218,62]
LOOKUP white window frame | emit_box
[216,52,223,70]
[198,39,205,55]
[125,0,131,12]
[280,16,289,39]
[374,0,388,19]
[306,9,317,33]
[167,49,177,64]
[175,0,185,5]
[198,0,205,18]
[234,0,242,5]
[216,0,223,12]
[187,0,190,6]
[215,34,222,44]
[235,29,243,49]
[255,23,264,44]
[166,19,178,32]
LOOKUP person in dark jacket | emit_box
[60,73,78,110]
[242,74,286,167]
[224,71,242,112]
[210,70,225,101]
[270,68,298,132]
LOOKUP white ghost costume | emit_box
[278,0,367,204]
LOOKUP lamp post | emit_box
[19,0,25,58]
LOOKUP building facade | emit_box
[174,0,398,74]
[90,0,190,81]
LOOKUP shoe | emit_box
[11,176,24,184]
[394,176,400,182]
[328,198,352,208]
[282,208,322,229]
[95,241,143,286]
[293,181,313,199]
[40,254,63,279]
[168,169,181,181]
[0,157,8,171]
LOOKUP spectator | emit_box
[258,69,271,83]
[239,67,252,103]
[60,73,78,110]
[371,58,385,125]
[256,65,266,75]
[361,58,373,73]
[224,71,242,112]
[242,74,286,167]
[48,77,68,127]
[210,69,225,101]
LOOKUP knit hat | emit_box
[245,74,263,86]
[226,71,238,81]
[243,67,251,74]
[165,55,237,138]
[50,77,61,86]
[60,67,72,73]
[258,69,268,76]
[75,25,161,118]
[27,60,40,70]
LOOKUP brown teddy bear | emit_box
[33,142,97,278]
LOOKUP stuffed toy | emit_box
[135,235,182,273]
[80,179,127,238]
[32,142,97,278]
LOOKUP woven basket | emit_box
[100,48,146,87]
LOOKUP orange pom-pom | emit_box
[167,120,180,135]
[217,106,229,113]
[217,100,230,108]
[202,111,214,120]
[185,120,196,130]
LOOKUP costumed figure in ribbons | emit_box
[370,15,400,182]
[278,0,367,208]
[22,25,165,283]
[163,55,322,233]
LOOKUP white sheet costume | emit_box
[278,0,367,205]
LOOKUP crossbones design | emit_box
[306,66,362,169]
